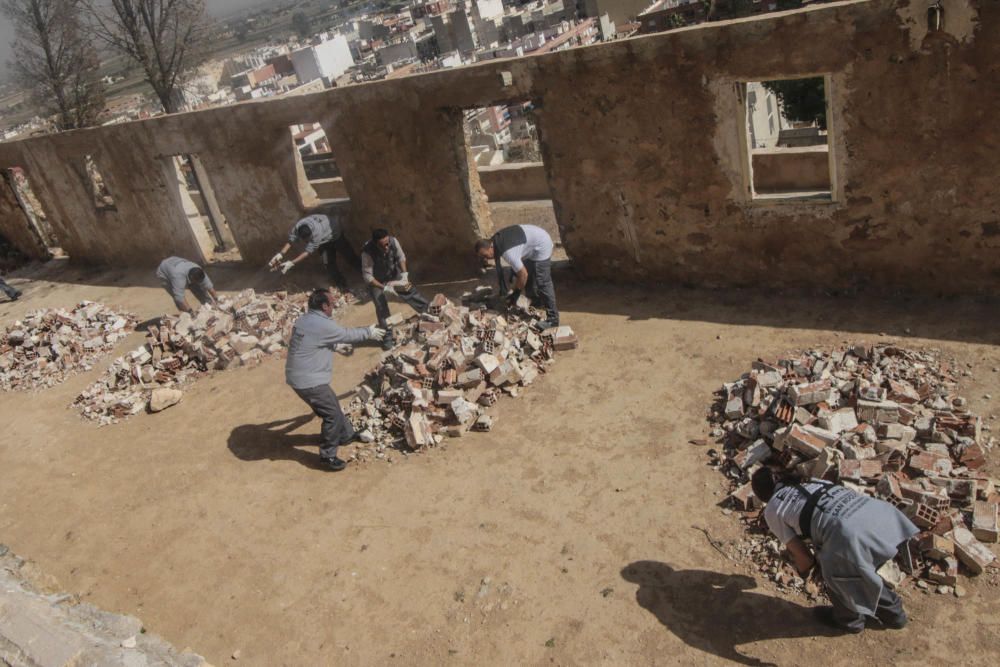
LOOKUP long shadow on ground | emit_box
[620,561,840,666]
[228,415,328,470]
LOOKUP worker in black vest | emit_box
[475,224,558,330]
[361,228,429,350]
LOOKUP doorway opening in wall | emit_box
[165,154,242,263]
[464,100,568,263]
[289,122,349,207]
[5,167,63,256]
[84,155,116,211]
[741,76,834,202]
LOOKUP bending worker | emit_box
[361,228,429,350]
[268,212,359,292]
[156,256,216,313]
[285,287,386,472]
[751,467,918,633]
[474,223,558,330]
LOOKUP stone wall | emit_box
[0,0,996,292]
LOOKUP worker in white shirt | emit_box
[474,224,558,329]
[751,467,918,634]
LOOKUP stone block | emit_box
[971,501,999,543]
[951,525,996,574]
[788,380,831,406]
[148,388,183,413]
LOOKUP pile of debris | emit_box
[710,343,998,595]
[73,289,323,424]
[0,302,135,391]
[344,290,577,462]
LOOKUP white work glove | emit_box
[367,325,387,341]
[279,260,295,275]
[382,284,396,296]
[268,252,283,268]
[399,272,409,283]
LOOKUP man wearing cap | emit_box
[474,224,558,330]
[268,212,359,291]
[156,256,217,313]
[360,228,429,350]
[285,288,387,472]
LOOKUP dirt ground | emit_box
[0,258,998,666]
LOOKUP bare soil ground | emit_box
[0,258,998,666]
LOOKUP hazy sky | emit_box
[0,0,268,81]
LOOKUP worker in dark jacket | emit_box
[285,288,386,471]
[752,467,919,633]
[475,223,558,330]
[360,228,429,350]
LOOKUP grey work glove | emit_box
[268,252,283,269]
[279,260,295,275]
[382,284,397,296]
[367,325,387,341]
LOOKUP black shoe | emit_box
[323,457,347,472]
[535,319,558,331]
[381,336,395,351]
[10,291,20,301]
[875,608,908,629]
[813,606,864,634]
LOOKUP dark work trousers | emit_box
[369,283,430,329]
[293,384,356,462]
[319,237,361,290]
[0,277,20,300]
[523,258,559,326]
[829,576,906,631]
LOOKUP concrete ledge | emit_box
[752,146,830,192]
[477,163,550,201]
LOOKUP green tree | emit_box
[291,10,311,37]
[763,77,826,129]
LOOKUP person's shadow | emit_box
[228,415,327,470]
[621,561,838,666]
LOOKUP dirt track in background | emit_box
[0,260,998,666]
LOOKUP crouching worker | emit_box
[361,228,429,350]
[156,256,216,313]
[751,467,918,633]
[285,288,387,472]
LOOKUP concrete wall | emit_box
[478,162,551,201]
[752,146,830,193]
[0,0,997,293]
[0,173,49,260]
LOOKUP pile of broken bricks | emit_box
[73,289,323,424]
[709,343,998,597]
[0,302,135,391]
[344,290,577,463]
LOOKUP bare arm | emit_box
[289,251,310,265]
[512,266,529,291]
[175,298,192,314]
[786,537,816,577]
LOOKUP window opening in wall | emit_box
[464,100,568,263]
[166,154,241,263]
[289,122,348,206]
[85,155,116,210]
[6,167,62,255]
[743,76,833,202]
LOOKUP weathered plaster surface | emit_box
[0,0,996,293]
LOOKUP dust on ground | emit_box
[0,259,998,666]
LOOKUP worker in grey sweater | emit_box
[156,256,216,313]
[268,212,360,291]
[286,288,386,472]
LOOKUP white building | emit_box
[291,36,355,85]
[745,82,785,149]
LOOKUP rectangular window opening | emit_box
[289,122,350,205]
[165,154,242,263]
[85,155,116,210]
[464,100,568,264]
[6,167,62,255]
[743,77,833,202]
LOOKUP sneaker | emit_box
[381,336,395,351]
[534,319,558,331]
[10,291,21,301]
[875,608,908,629]
[323,457,347,472]
[813,606,864,634]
